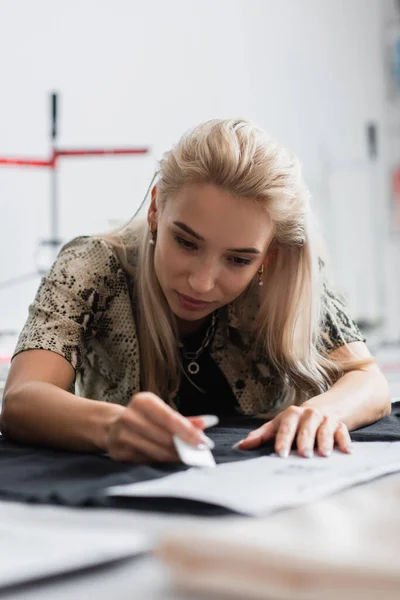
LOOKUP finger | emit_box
[111,429,180,463]
[236,418,279,450]
[295,408,324,458]
[108,431,174,463]
[106,415,174,462]
[274,406,303,457]
[130,393,207,447]
[316,416,336,457]
[121,409,176,451]
[188,417,207,430]
[334,422,352,454]
[188,414,219,430]
[109,444,148,463]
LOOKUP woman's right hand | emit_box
[104,392,210,463]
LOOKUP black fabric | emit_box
[1,403,400,515]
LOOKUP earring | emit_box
[149,229,157,245]
[257,264,264,286]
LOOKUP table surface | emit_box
[1,343,400,600]
[1,470,400,600]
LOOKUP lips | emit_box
[180,293,211,304]
[176,292,213,311]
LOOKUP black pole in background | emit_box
[49,91,61,262]
[366,121,385,330]
[51,92,58,141]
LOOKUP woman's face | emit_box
[150,183,274,326]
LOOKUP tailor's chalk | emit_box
[173,435,216,468]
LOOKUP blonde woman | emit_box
[0,119,391,463]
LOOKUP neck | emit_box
[176,315,211,338]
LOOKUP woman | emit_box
[0,118,391,463]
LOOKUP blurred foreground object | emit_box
[157,481,400,600]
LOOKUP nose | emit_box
[188,261,218,295]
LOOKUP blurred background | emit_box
[0,0,399,396]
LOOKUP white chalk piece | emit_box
[173,436,216,468]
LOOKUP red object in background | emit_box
[0,147,149,169]
[55,148,149,158]
[0,157,52,167]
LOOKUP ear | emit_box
[147,185,158,229]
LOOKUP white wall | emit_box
[0,0,398,340]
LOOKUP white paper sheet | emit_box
[107,441,400,516]
[0,521,151,590]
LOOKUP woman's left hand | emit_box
[235,405,352,458]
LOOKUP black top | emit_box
[175,320,238,418]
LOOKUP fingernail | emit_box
[198,415,219,429]
[232,439,245,450]
[196,443,207,450]
[303,449,314,458]
[346,444,353,454]
[321,449,332,457]
[199,433,215,450]
[278,449,289,458]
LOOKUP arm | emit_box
[302,341,391,430]
[0,237,207,460]
[0,349,209,459]
[238,267,391,458]
[0,237,124,451]
[0,349,125,452]
[302,271,391,429]
[237,342,391,458]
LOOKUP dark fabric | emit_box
[1,403,400,515]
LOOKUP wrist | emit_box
[302,393,342,421]
[89,401,125,452]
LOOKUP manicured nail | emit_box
[346,444,353,454]
[198,414,219,429]
[196,443,207,450]
[278,449,289,458]
[232,439,245,450]
[303,449,314,458]
[321,449,332,457]
[199,433,215,450]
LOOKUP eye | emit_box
[228,256,252,267]
[174,234,197,251]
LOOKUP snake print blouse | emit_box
[13,235,365,417]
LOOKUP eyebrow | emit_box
[173,221,262,255]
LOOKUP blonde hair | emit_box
[105,118,366,405]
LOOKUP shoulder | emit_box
[52,232,140,281]
[56,235,121,273]
[36,233,141,318]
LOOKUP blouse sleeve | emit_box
[12,236,121,374]
[318,266,366,355]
